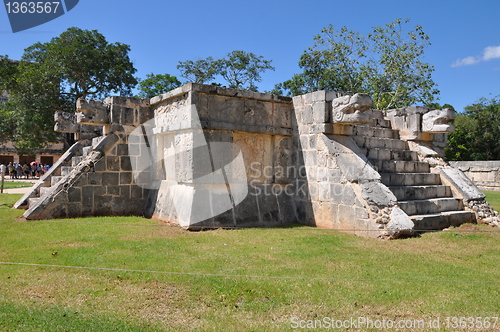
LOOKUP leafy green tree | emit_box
[273,18,439,109]
[0,27,138,153]
[177,57,218,84]
[136,73,181,98]
[217,51,275,91]
[0,56,18,91]
[23,27,137,101]
[445,97,500,161]
[3,61,62,152]
[177,51,274,91]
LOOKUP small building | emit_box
[0,139,65,167]
[0,88,65,167]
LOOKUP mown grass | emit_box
[1,193,500,331]
[484,190,500,211]
[0,181,33,190]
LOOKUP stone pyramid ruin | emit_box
[14,84,500,238]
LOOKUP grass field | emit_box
[0,181,33,190]
[1,193,500,331]
[484,190,500,211]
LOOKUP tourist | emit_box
[23,163,30,179]
[8,162,14,179]
[15,163,22,179]
[36,163,43,178]
[31,162,37,178]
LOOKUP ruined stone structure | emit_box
[14,84,500,238]
[450,161,500,191]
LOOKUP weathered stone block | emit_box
[331,183,344,203]
[68,187,81,202]
[94,195,113,215]
[102,173,119,186]
[107,186,120,196]
[73,173,88,186]
[139,106,154,124]
[67,203,82,217]
[120,172,132,185]
[313,102,328,123]
[121,107,136,126]
[106,156,120,172]
[342,185,356,205]
[81,204,93,217]
[120,156,132,172]
[120,185,131,199]
[87,172,102,185]
[116,144,129,156]
[94,159,106,172]
[318,182,331,201]
[82,186,93,205]
[131,185,143,199]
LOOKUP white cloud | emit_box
[451,56,480,67]
[452,45,500,67]
[483,46,500,61]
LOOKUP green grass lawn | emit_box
[484,190,500,211]
[1,194,500,331]
[0,181,33,190]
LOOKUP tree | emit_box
[217,51,275,91]
[136,73,181,98]
[0,56,18,91]
[273,18,439,109]
[22,27,137,101]
[0,27,138,153]
[177,51,274,91]
[445,97,500,161]
[1,60,62,152]
[177,57,218,84]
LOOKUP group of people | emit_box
[1,162,51,179]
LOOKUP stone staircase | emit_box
[353,124,476,232]
[18,143,93,210]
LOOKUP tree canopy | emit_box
[177,57,218,84]
[0,27,138,153]
[136,73,181,98]
[272,18,439,109]
[22,27,137,101]
[177,50,274,91]
[445,96,500,161]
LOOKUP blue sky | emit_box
[1,0,499,112]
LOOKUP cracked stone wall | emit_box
[450,161,500,191]
[144,84,304,228]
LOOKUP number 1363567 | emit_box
[5,2,61,14]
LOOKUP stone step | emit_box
[389,185,452,201]
[398,198,463,216]
[72,156,83,166]
[361,148,418,162]
[82,146,93,157]
[352,125,398,139]
[353,136,407,150]
[380,173,442,186]
[61,166,73,176]
[39,186,51,197]
[369,160,430,173]
[28,197,39,207]
[411,211,476,231]
[51,176,63,187]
